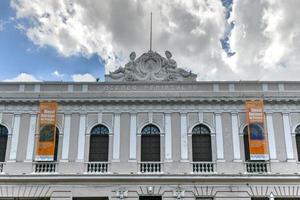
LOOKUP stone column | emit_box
[266,113,277,160]
[215,113,224,161]
[180,113,188,161]
[25,114,37,161]
[61,114,71,161]
[164,113,172,161]
[112,113,121,161]
[282,113,294,160]
[9,114,21,161]
[129,113,137,161]
[231,113,241,161]
[76,114,86,161]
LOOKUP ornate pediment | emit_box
[105,50,197,82]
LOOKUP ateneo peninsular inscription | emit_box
[101,83,206,91]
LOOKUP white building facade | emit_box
[0,51,300,200]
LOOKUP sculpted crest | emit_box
[105,50,197,82]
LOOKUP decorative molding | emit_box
[116,190,128,200]
[174,187,185,200]
[106,51,197,82]
[149,112,153,123]
[198,112,203,123]
[97,112,102,124]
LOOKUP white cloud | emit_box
[227,0,300,80]
[71,73,96,82]
[51,70,64,78]
[0,20,9,31]
[10,0,300,80]
[11,0,238,80]
[3,73,41,82]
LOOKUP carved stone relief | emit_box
[106,50,197,82]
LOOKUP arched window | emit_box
[295,125,300,161]
[141,124,160,162]
[192,124,212,162]
[0,125,8,162]
[243,126,250,161]
[39,125,59,161]
[89,124,109,162]
[243,124,265,161]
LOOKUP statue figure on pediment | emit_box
[109,66,125,79]
[105,50,197,82]
[125,52,136,69]
[109,52,137,80]
[163,50,177,71]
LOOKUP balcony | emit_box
[0,162,4,173]
[192,162,216,174]
[139,162,163,173]
[86,162,109,174]
[33,162,57,174]
[245,161,269,174]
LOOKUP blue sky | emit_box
[0,0,234,82]
[0,0,105,81]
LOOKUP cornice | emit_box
[1,174,300,183]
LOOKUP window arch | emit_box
[141,124,160,135]
[295,125,300,161]
[89,124,109,162]
[0,125,8,162]
[141,124,160,162]
[192,124,212,162]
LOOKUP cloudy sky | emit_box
[0,0,300,82]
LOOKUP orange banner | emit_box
[245,100,269,160]
[35,102,58,161]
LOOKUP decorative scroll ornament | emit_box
[105,50,197,82]
[116,190,128,200]
[174,186,185,200]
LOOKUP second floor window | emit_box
[192,124,212,162]
[89,124,109,162]
[0,124,8,162]
[141,124,160,162]
[244,124,268,162]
